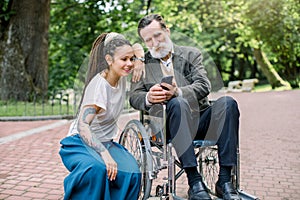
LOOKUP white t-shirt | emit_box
[69,74,126,142]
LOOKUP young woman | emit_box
[59,32,142,200]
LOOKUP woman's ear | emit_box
[105,54,113,66]
[166,27,171,37]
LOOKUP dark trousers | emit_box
[163,96,240,168]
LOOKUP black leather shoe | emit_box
[215,182,241,200]
[188,181,212,200]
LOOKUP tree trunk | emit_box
[0,0,50,100]
[253,48,291,89]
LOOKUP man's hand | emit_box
[147,83,178,104]
[147,84,166,104]
[160,82,178,100]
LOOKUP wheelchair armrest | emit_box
[139,110,149,123]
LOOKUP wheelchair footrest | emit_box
[212,190,260,200]
[193,140,216,148]
[238,189,260,200]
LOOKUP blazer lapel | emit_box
[172,45,186,86]
[146,45,185,86]
[146,56,163,84]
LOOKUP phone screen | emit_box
[160,75,173,90]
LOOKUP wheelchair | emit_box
[119,103,258,200]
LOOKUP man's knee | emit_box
[219,96,239,115]
[167,97,189,113]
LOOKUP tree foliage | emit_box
[156,0,299,88]
[49,0,145,92]
[243,0,300,87]
[2,0,298,98]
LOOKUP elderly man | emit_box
[130,14,241,200]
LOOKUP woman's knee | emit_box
[82,162,106,182]
[131,172,142,186]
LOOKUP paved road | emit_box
[0,90,299,200]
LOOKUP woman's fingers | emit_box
[107,163,118,181]
[132,61,144,82]
[101,150,118,181]
[110,166,117,181]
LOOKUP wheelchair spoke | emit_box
[119,120,153,200]
[123,128,143,166]
[199,146,219,195]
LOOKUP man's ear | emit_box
[105,54,113,65]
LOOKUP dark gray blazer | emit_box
[129,44,211,112]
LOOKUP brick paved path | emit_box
[0,90,299,200]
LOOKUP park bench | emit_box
[227,79,259,92]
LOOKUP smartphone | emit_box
[160,75,173,90]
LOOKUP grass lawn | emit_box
[0,101,75,117]
[253,83,292,92]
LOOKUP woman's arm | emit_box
[77,104,117,181]
[132,43,145,83]
[77,105,105,152]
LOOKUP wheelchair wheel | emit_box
[198,146,219,196]
[119,119,153,200]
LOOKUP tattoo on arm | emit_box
[78,106,106,153]
[80,134,106,153]
[82,107,97,124]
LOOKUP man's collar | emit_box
[161,45,174,61]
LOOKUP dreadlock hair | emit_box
[85,33,107,86]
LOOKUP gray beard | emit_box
[149,38,173,59]
[149,48,170,59]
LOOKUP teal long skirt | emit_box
[59,134,141,200]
